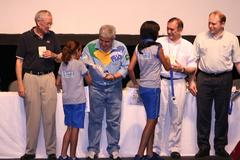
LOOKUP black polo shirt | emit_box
[16,27,61,73]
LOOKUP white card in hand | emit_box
[38,46,46,58]
[169,54,176,65]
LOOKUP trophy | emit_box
[81,54,107,77]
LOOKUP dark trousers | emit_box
[196,71,232,151]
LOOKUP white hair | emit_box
[99,24,116,39]
[35,10,52,22]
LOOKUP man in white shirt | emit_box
[189,10,240,159]
[153,17,196,159]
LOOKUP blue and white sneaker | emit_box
[58,155,70,160]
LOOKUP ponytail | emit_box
[61,40,81,65]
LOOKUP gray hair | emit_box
[99,25,116,39]
[35,10,52,22]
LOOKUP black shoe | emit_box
[69,157,81,160]
[48,154,57,160]
[133,155,145,160]
[20,154,35,160]
[194,149,209,159]
[170,152,181,159]
[215,148,231,159]
[109,154,121,160]
[146,152,164,160]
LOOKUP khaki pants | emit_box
[23,72,57,155]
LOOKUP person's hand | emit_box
[132,82,139,88]
[104,73,115,81]
[17,82,25,97]
[55,81,62,93]
[188,80,197,96]
[42,50,54,59]
[165,55,170,61]
[171,60,184,72]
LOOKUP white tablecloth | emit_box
[0,88,240,158]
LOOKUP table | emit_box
[0,88,240,158]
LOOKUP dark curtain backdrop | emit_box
[0,34,239,91]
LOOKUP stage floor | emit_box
[2,156,227,160]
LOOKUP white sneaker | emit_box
[87,151,96,159]
[111,151,120,159]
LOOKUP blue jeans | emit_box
[87,82,122,154]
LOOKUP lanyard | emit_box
[168,39,182,101]
[170,68,176,101]
[228,90,240,114]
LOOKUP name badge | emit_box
[38,46,46,58]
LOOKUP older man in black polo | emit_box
[16,10,61,160]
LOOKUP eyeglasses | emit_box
[39,19,52,27]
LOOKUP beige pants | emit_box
[23,72,57,155]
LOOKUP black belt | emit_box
[160,76,184,80]
[199,70,231,77]
[25,70,52,75]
